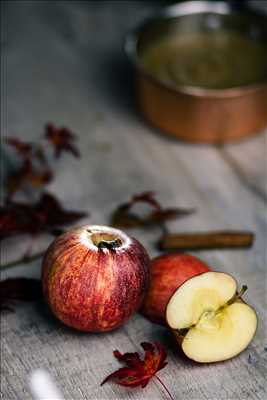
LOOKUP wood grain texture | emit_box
[1,1,267,399]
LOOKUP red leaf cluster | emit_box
[7,160,53,197]
[5,137,53,198]
[5,124,80,198]
[45,123,80,158]
[0,192,87,241]
[111,191,195,228]
[5,137,33,159]
[0,278,42,312]
[128,191,161,211]
[101,342,167,388]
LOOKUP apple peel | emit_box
[141,253,210,325]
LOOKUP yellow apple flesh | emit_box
[166,272,257,363]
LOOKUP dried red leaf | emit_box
[5,137,33,159]
[7,160,53,197]
[0,192,87,240]
[0,278,42,312]
[27,169,53,188]
[148,208,194,223]
[111,192,195,228]
[101,342,173,399]
[101,342,167,387]
[5,136,52,198]
[129,192,161,211]
[45,123,80,158]
[34,192,87,227]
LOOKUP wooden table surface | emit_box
[1,1,267,399]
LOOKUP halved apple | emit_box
[166,272,257,363]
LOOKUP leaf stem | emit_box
[0,250,45,270]
[155,375,175,400]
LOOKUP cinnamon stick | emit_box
[159,231,254,251]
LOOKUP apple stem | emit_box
[98,238,122,250]
[237,285,248,298]
[227,285,248,306]
[155,375,175,400]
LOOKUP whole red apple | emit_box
[42,225,150,332]
[141,253,210,325]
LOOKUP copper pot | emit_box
[125,1,267,144]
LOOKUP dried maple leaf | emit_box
[45,123,80,158]
[5,137,33,159]
[5,135,53,198]
[5,136,49,167]
[111,191,195,228]
[129,192,161,211]
[101,342,174,399]
[34,192,88,227]
[0,278,42,312]
[0,192,88,240]
[0,204,28,239]
[6,159,53,197]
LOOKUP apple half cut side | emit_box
[166,272,257,363]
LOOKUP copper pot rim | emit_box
[125,1,267,99]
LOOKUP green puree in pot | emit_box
[141,31,267,89]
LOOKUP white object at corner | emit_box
[29,369,64,400]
